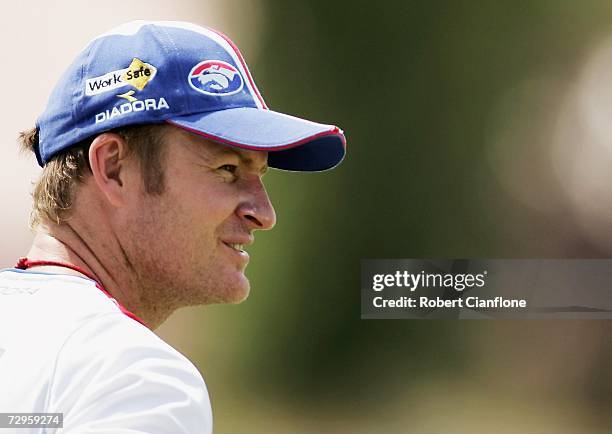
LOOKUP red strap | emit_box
[15,257,149,329]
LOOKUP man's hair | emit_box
[19,124,169,227]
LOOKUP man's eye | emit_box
[219,164,238,174]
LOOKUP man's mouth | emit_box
[225,243,244,252]
[222,241,250,265]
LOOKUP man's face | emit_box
[122,126,276,308]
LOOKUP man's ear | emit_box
[88,133,133,208]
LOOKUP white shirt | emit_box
[0,269,212,434]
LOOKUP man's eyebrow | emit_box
[210,146,269,174]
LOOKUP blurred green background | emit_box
[155,2,612,433]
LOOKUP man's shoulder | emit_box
[0,270,212,432]
[0,269,122,371]
[0,269,119,326]
[54,306,205,386]
[48,306,212,432]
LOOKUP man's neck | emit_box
[24,222,169,329]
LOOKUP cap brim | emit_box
[167,107,346,171]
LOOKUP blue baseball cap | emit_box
[35,21,346,171]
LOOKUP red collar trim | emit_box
[15,257,149,329]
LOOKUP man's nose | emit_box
[237,178,276,231]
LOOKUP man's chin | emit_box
[192,269,251,305]
[225,284,250,304]
[219,273,251,304]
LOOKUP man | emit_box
[0,21,345,433]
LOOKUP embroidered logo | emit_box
[188,60,243,96]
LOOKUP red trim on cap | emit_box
[204,26,268,110]
[166,119,346,152]
[14,257,149,329]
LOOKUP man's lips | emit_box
[223,241,246,252]
[221,236,253,262]
[221,235,253,250]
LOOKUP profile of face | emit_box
[120,126,276,309]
